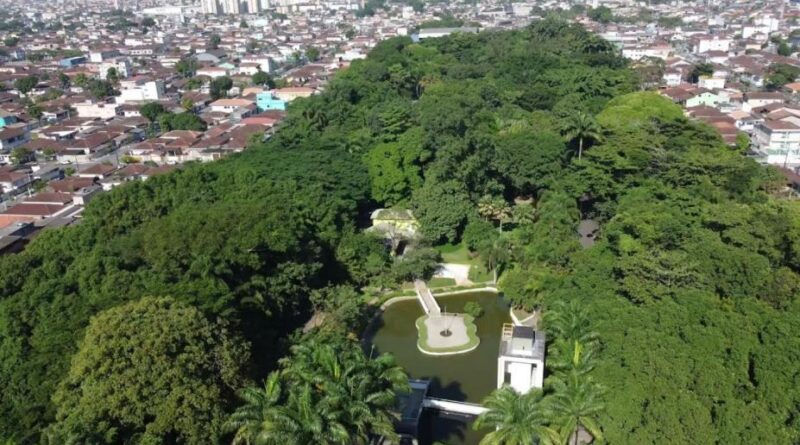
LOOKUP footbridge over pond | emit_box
[414,279,441,316]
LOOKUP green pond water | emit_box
[365,291,511,445]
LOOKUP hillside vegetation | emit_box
[0,19,798,444]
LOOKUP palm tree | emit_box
[561,112,601,160]
[474,386,560,445]
[224,372,286,445]
[478,195,513,232]
[546,340,598,380]
[543,299,599,350]
[279,340,409,444]
[547,372,604,445]
[479,237,511,284]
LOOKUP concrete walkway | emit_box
[422,315,469,348]
[435,263,473,286]
[414,280,441,316]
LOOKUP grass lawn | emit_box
[436,243,479,265]
[428,277,457,288]
[468,265,494,283]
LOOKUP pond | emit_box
[365,291,511,445]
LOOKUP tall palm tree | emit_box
[280,339,408,444]
[479,237,511,284]
[478,195,513,232]
[224,372,285,445]
[561,112,601,160]
[543,299,599,350]
[547,340,598,379]
[474,386,560,445]
[547,372,605,445]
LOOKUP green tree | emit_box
[391,247,441,282]
[26,103,43,122]
[226,338,408,445]
[252,70,275,88]
[58,72,71,89]
[73,72,88,87]
[181,97,195,111]
[778,41,793,57]
[412,180,474,243]
[14,75,38,96]
[364,129,426,205]
[474,387,560,445]
[547,372,605,445]
[561,112,601,160]
[139,102,166,122]
[478,195,512,232]
[239,19,248,28]
[462,217,498,252]
[210,76,233,100]
[224,373,284,445]
[494,130,566,195]
[690,63,714,83]
[766,63,800,90]
[305,46,320,62]
[86,79,115,99]
[4,36,19,47]
[47,297,248,444]
[10,147,31,165]
[106,67,119,83]
[587,6,614,23]
[479,237,511,283]
[175,57,198,78]
[159,112,207,132]
[209,33,221,49]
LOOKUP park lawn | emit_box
[428,277,457,288]
[468,265,494,283]
[436,243,479,265]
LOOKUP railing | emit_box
[501,323,514,339]
[423,397,487,416]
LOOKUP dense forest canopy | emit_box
[1,18,799,444]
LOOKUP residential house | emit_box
[255,92,287,111]
[0,126,30,162]
[74,102,122,120]
[0,110,19,128]
[744,92,785,112]
[118,77,166,103]
[273,86,316,102]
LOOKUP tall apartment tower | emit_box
[204,0,220,14]
[247,0,260,13]
[225,0,240,14]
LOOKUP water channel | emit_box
[365,291,511,445]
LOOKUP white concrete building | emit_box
[497,325,545,394]
[753,120,800,167]
[698,76,726,90]
[99,59,132,80]
[694,36,731,54]
[73,102,121,120]
[117,78,165,103]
